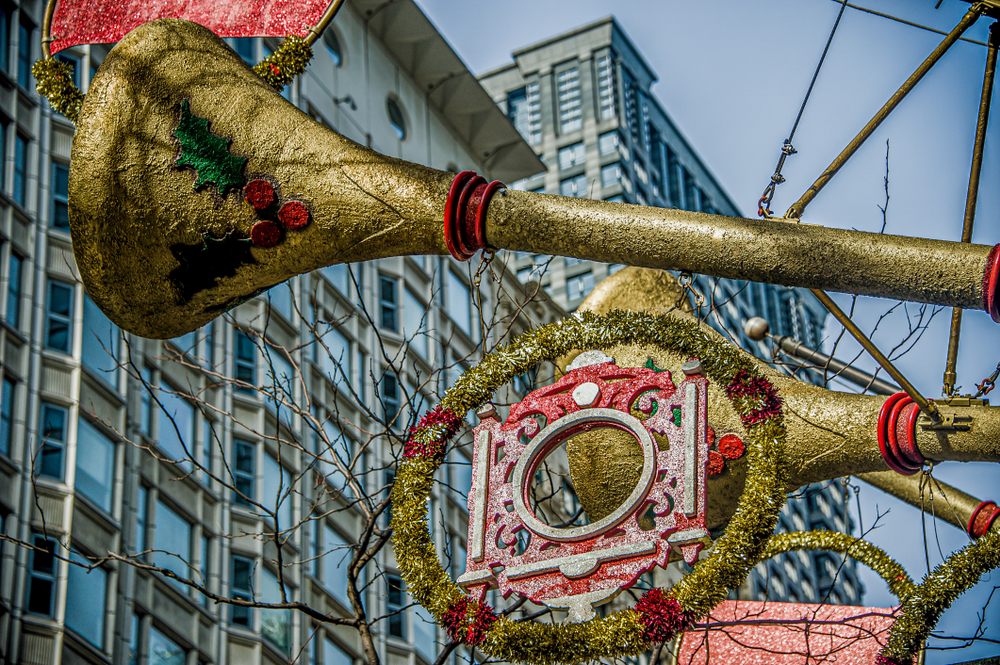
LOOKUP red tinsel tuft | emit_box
[250,220,281,248]
[725,369,783,425]
[441,597,497,645]
[278,200,311,230]
[706,450,725,476]
[718,434,745,460]
[706,425,716,447]
[244,179,275,210]
[875,654,911,665]
[402,406,463,459]
[634,588,694,643]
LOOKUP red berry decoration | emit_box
[718,434,746,460]
[250,220,281,248]
[278,200,310,230]
[706,425,716,447]
[245,179,275,210]
[707,450,725,476]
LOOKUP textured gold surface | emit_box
[71,19,453,339]
[565,268,1000,530]
[486,190,994,311]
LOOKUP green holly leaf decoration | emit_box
[172,99,247,195]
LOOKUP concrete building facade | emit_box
[477,16,864,609]
[0,1,556,664]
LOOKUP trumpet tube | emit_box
[70,19,1000,339]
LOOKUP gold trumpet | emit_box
[70,18,1000,340]
[562,267,1000,537]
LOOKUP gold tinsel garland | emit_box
[763,531,915,602]
[390,310,788,665]
[253,36,313,91]
[33,58,85,124]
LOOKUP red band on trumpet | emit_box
[876,393,923,475]
[444,171,505,261]
[968,500,1000,538]
[984,243,1000,323]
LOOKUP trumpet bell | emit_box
[71,18,452,339]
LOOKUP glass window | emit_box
[666,145,681,207]
[235,330,257,392]
[52,162,70,228]
[0,7,8,73]
[506,83,541,145]
[558,142,585,170]
[556,66,582,134]
[156,384,194,469]
[234,439,255,506]
[45,280,73,353]
[317,324,350,382]
[446,271,472,336]
[231,555,253,626]
[683,169,699,212]
[263,454,292,527]
[316,416,353,498]
[26,534,57,615]
[76,418,115,513]
[38,402,66,479]
[135,485,147,555]
[323,30,342,67]
[403,287,427,358]
[448,449,472,501]
[597,54,616,120]
[264,346,294,423]
[414,603,436,662]
[155,500,192,587]
[560,173,587,198]
[65,551,107,648]
[148,626,185,665]
[318,524,350,608]
[598,131,619,156]
[6,251,21,329]
[129,614,140,665]
[13,132,26,206]
[267,284,293,322]
[56,53,79,88]
[379,275,397,331]
[233,37,254,63]
[323,638,352,665]
[199,535,210,605]
[82,293,120,382]
[380,373,399,429]
[386,98,406,141]
[567,272,595,302]
[140,366,153,438]
[261,566,291,654]
[601,163,622,189]
[319,263,351,295]
[0,377,13,456]
[386,574,407,640]
[16,20,30,88]
[605,194,624,203]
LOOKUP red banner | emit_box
[49,0,330,54]
[677,600,906,665]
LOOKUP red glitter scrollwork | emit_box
[633,588,696,643]
[402,406,463,460]
[725,369,782,425]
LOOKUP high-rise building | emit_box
[478,16,863,607]
[0,2,558,664]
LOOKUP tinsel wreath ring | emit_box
[390,310,789,665]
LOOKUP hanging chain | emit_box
[758,0,849,217]
[975,361,1000,397]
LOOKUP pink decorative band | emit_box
[444,171,504,261]
[876,393,924,476]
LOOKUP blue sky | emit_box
[413,0,1000,660]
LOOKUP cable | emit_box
[759,0,849,217]
[833,0,989,48]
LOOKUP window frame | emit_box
[379,274,398,332]
[233,439,256,507]
[38,401,67,480]
[12,130,26,207]
[6,250,20,329]
[386,573,407,641]
[44,279,74,353]
[51,161,70,229]
[26,533,57,616]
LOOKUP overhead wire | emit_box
[831,0,989,47]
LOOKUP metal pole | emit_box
[943,21,999,396]
[786,6,982,219]
[305,0,348,46]
[809,288,941,421]
[772,334,900,395]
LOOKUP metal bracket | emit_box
[917,398,985,431]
